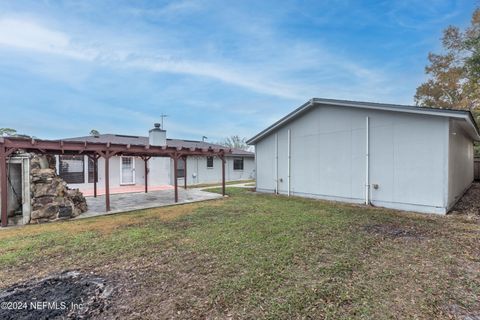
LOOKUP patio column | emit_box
[142,156,151,193]
[173,154,179,202]
[105,155,110,211]
[221,154,226,196]
[0,145,7,227]
[98,150,116,212]
[93,156,98,197]
[183,156,187,189]
[87,154,100,198]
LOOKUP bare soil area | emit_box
[451,182,480,217]
[0,271,113,320]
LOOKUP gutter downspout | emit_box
[365,117,370,205]
[275,133,278,194]
[287,129,291,196]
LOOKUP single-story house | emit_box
[247,98,480,214]
[57,124,255,195]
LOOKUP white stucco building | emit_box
[247,98,480,214]
[57,125,255,195]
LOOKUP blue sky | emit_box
[0,0,477,141]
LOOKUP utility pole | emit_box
[160,113,168,129]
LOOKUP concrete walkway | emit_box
[77,188,223,219]
[80,184,173,197]
[197,182,255,190]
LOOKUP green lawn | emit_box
[0,188,479,319]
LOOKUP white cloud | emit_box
[0,16,306,99]
[0,17,95,60]
[0,13,401,106]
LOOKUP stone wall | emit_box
[30,155,88,223]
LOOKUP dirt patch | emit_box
[0,271,114,319]
[443,304,480,320]
[99,249,220,319]
[363,223,426,239]
[451,183,480,217]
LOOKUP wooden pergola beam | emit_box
[0,137,232,227]
[2,138,230,158]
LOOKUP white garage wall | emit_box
[256,135,276,191]
[255,105,451,214]
[447,119,474,209]
[368,111,448,212]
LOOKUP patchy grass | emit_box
[0,188,479,319]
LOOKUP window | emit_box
[88,158,98,183]
[177,158,185,178]
[206,156,214,168]
[233,157,244,171]
[59,155,85,184]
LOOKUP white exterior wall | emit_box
[255,105,455,214]
[60,155,254,190]
[148,157,171,186]
[447,119,474,209]
[175,156,255,185]
[57,156,147,190]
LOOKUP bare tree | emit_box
[218,135,252,151]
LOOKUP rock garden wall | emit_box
[30,155,88,223]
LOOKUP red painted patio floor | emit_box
[80,185,174,197]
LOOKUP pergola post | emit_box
[87,154,100,198]
[144,158,148,193]
[105,154,110,211]
[0,145,7,227]
[142,156,151,193]
[221,154,226,196]
[183,156,187,189]
[173,154,179,202]
[98,150,115,212]
[93,156,98,197]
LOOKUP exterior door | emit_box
[121,156,135,185]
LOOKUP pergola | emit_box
[0,137,231,227]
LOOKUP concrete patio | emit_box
[77,188,223,219]
[79,184,173,197]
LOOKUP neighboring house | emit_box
[247,98,480,215]
[57,124,255,195]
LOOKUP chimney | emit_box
[149,123,166,146]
